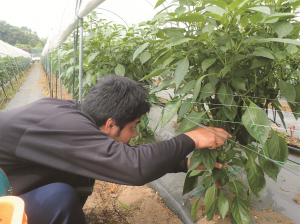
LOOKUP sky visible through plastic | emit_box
[0,0,173,39]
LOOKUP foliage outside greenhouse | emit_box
[47,0,300,223]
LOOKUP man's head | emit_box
[81,75,150,144]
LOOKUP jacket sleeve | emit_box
[15,111,195,186]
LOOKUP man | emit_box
[0,75,231,224]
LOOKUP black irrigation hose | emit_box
[153,103,300,178]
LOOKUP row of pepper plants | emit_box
[0,56,31,89]
[48,0,300,223]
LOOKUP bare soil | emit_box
[83,180,183,224]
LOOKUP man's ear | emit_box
[104,118,118,135]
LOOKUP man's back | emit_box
[0,98,95,195]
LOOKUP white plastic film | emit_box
[0,40,31,58]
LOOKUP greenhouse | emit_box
[0,0,300,223]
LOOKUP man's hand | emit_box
[184,126,232,150]
[187,158,227,170]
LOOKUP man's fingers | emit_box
[214,162,223,169]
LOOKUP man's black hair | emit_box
[81,75,150,132]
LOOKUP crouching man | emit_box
[0,75,231,224]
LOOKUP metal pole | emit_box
[51,59,53,97]
[59,47,62,99]
[48,53,50,94]
[0,55,15,89]
[56,71,58,98]
[79,17,83,102]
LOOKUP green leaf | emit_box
[240,15,248,27]
[223,102,238,121]
[189,149,202,171]
[200,149,218,170]
[175,6,186,15]
[257,38,300,46]
[202,58,216,72]
[248,6,271,15]
[179,98,192,117]
[218,193,229,220]
[271,100,286,128]
[232,158,245,167]
[259,130,288,181]
[250,57,271,69]
[88,51,100,63]
[133,43,149,61]
[169,13,206,23]
[229,0,244,11]
[202,25,215,36]
[154,0,167,9]
[265,13,296,22]
[274,51,286,60]
[231,196,250,224]
[191,195,201,222]
[222,64,232,77]
[193,75,206,101]
[190,170,202,177]
[208,74,219,88]
[161,100,182,128]
[205,6,227,16]
[149,81,172,94]
[201,175,212,188]
[177,111,206,133]
[207,200,217,221]
[273,21,293,38]
[166,38,192,48]
[250,13,263,24]
[242,101,270,144]
[114,64,125,76]
[246,153,266,198]
[279,80,296,103]
[199,83,215,101]
[175,58,189,89]
[85,31,97,40]
[218,83,234,105]
[140,68,169,81]
[232,78,247,91]
[286,44,298,55]
[139,52,151,64]
[204,185,215,214]
[251,47,274,59]
[295,83,300,103]
[183,173,198,195]
[178,80,195,94]
[196,32,208,41]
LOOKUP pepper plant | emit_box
[47,0,300,222]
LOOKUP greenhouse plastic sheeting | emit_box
[42,0,174,56]
[42,0,106,56]
[0,40,31,58]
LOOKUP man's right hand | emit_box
[184,126,232,150]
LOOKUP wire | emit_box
[152,90,300,105]
[148,99,300,116]
[152,102,300,177]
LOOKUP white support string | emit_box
[153,103,300,178]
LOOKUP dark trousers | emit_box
[19,183,86,224]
